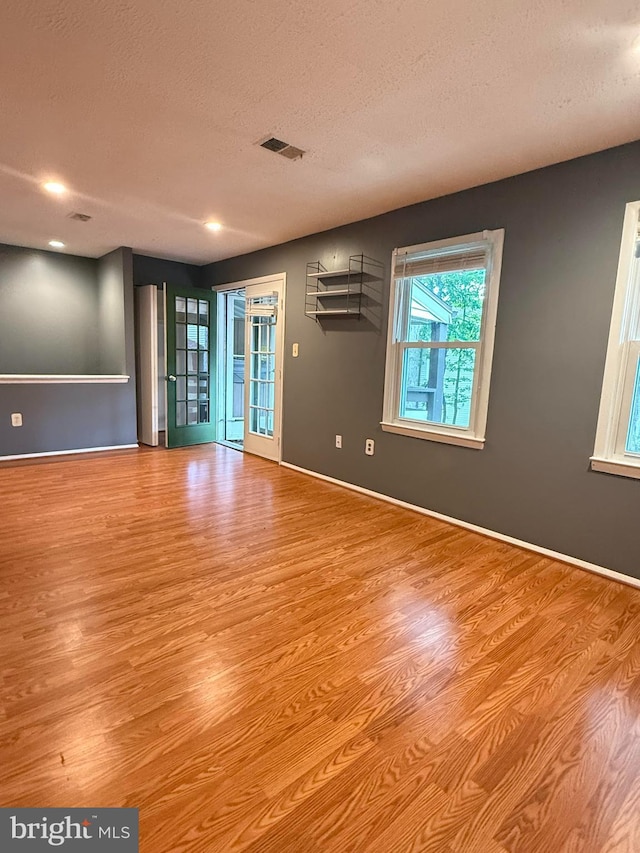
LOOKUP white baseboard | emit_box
[0,444,139,462]
[281,461,640,591]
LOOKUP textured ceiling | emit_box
[1,0,639,264]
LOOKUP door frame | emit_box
[136,284,160,446]
[212,273,286,463]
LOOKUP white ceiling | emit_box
[1,0,639,265]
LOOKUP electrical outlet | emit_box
[292,343,299,357]
[365,438,375,456]
[11,413,22,427]
[335,434,342,448]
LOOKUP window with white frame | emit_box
[381,229,504,449]
[592,201,640,479]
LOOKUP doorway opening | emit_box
[214,273,286,462]
[215,289,246,450]
[136,275,284,459]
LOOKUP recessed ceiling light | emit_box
[43,181,67,195]
[48,240,65,249]
[205,221,222,232]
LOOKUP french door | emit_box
[164,282,217,448]
[224,291,245,443]
[243,276,285,461]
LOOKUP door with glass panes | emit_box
[165,283,216,448]
[225,291,245,442]
[243,277,284,461]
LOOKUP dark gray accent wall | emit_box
[0,383,138,454]
[98,249,127,374]
[0,246,138,456]
[202,140,640,579]
[133,253,202,290]
[0,243,100,374]
[121,248,137,418]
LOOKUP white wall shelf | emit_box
[304,254,383,321]
[305,308,361,316]
[306,268,352,279]
[306,288,360,298]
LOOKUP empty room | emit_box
[1,1,640,851]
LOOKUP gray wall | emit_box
[98,248,127,374]
[0,245,137,456]
[133,253,202,290]
[202,140,640,579]
[0,243,100,374]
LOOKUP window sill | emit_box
[380,420,485,449]
[590,457,640,480]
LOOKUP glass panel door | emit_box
[165,282,216,448]
[227,292,245,442]
[248,311,276,438]
[243,278,284,461]
[215,289,246,447]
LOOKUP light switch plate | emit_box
[11,413,22,427]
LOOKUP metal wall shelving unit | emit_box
[305,254,383,320]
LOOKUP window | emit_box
[592,201,640,479]
[382,229,504,449]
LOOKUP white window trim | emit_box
[591,200,640,480]
[381,229,504,450]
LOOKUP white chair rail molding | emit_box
[0,375,130,383]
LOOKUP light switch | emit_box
[11,413,22,427]
[292,343,299,357]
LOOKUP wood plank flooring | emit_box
[1,444,640,852]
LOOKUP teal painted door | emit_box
[165,283,217,448]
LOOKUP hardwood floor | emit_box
[1,444,640,852]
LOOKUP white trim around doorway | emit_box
[212,273,287,463]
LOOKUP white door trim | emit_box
[135,284,159,446]
[214,274,286,463]
[212,273,286,292]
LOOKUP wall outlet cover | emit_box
[335,434,342,448]
[365,438,375,455]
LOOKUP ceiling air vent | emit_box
[68,212,92,222]
[259,136,305,160]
